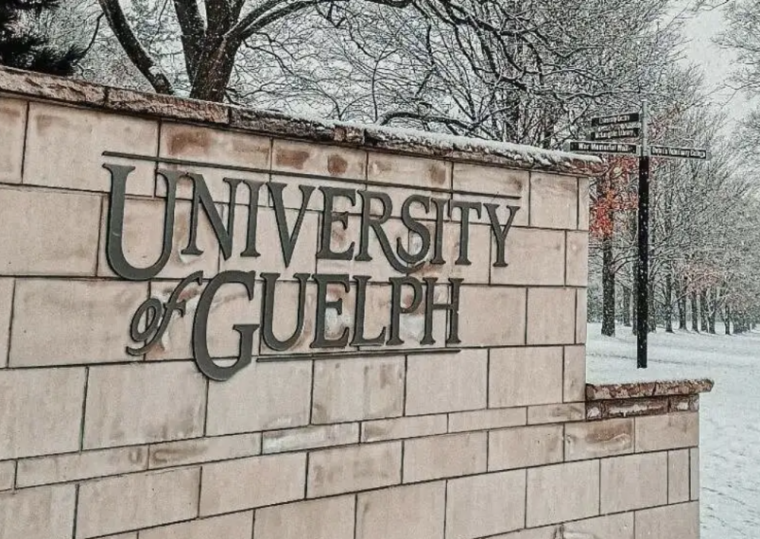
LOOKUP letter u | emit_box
[103,164,179,281]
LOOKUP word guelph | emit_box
[104,164,520,381]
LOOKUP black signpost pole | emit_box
[636,102,649,369]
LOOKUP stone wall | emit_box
[0,67,708,539]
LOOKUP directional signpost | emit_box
[568,103,709,369]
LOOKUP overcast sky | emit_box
[679,1,751,124]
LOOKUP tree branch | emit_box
[97,0,174,94]
[172,0,206,82]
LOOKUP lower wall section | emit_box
[0,411,701,539]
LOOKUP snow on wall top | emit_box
[0,66,601,175]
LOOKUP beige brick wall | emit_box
[0,88,702,539]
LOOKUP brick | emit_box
[459,287,526,346]
[564,418,633,461]
[368,152,450,190]
[0,484,75,539]
[489,347,563,407]
[0,278,11,367]
[273,140,365,179]
[263,423,358,454]
[600,452,667,513]
[491,228,565,285]
[669,449,690,503]
[107,88,229,124]
[406,349,487,415]
[356,482,444,539]
[361,415,447,442]
[206,361,311,435]
[528,403,584,424]
[0,98,26,184]
[446,471,526,539]
[563,345,586,402]
[576,289,587,344]
[140,512,253,539]
[690,447,699,500]
[0,461,14,491]
[160,122,270,170]
[526,461,599,526]
[0,68,105,104]
[97,198,220,280]
[312,357,404,423]
[308,442,401,497]
[635,502,699,539]
[1,188,101,276]
[17,446,147,488]
[76,468,199,538]
[84,363,206,449]
[403,433,486,483]
[453,163,528,197]
[10,279,148,366]
[527,288,576,345]
[578,178,590,230]
[24,102,157,195]
[221,206,319,280]
[98,534,137,539]
[149,433,261,468]
[489,425,563,471]
[449,408,526,433]
[635,412,699,452]
[566,231,588,286]
[200,453,305,516]
[529,173,578,229]
[0,368,85,459]
[256,496,354,539]
[496,513,634,539]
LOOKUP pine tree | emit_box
[0,0,84,76]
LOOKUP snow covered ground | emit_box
[587,323,760,538]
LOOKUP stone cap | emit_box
[586,379,714,401]
[0,66,602,175]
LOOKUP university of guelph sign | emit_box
[102,161,520,381]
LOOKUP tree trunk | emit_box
[691,292,699,332]
[725,306,731,335]
[601,236,615,336]
[708,289,716,334]
[700,290,709,332]
[678,285,687,330]
[190,40,239,102]
[648,280,656,333]
[665,272,674,333]
[622,287,631,327]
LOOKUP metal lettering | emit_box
[397,195,431,265]
[126,271,204,355]
[421,278,462,345]
[350,275,386,346]
[387,276,423,346]
[268,183,315,267]
[240,180,265,257]
[317,186,357,260]
[429,197,448,265]
[486,204,520,267]
[450,200,482,265]
[311,273,351,348]
[357,190,420,274]
[192,271,258,381]
[260,272,309,351]
[182,173,238,259]
[104,164,178,281]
